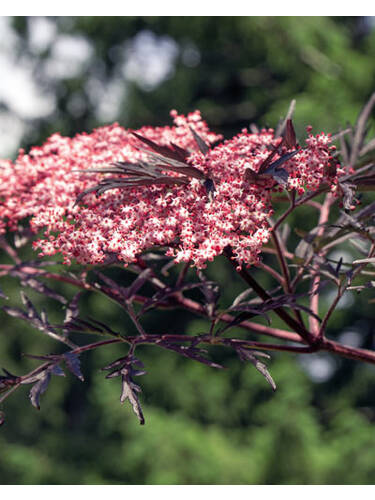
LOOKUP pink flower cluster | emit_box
[0,111,342,269]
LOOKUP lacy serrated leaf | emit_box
[120,371,145,425]
[189,126,210,155]
[139,281,215,315]
[4,294,73,346]
[218,309,271,335]
[101,355,146,424]
[221,291,321,334]
[86,317,119,337]
[63,352,84,381]
[51,365,65,377]
[283,119,297,149]
[275,100,296,138]
[29,372,51,409]
[262,150,299,186]
[246,149,298,187]
[237,347,276,391]
[159,342,224,369]
[132,131,189,163]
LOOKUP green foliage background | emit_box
[1,16,375,484]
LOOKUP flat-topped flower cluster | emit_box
[0,111,342,268]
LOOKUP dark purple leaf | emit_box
[236,347,276,391]
[51,365,65,377]
[3,294,71,345]
[158,342,224,369]
[284,119,297,149]
[218,310,271,335]
[262,150,299,187]
[267,166,289,187]
[102,355,145,375]
[257,143,280,174]
[86,317,119,337]
[139,281,216,315]
[102,356,128,372]
[153,162,206,180]
[0,411,4,426]
[61,317,104,334]
[246,150,298,187]
[120,372,145,425]
[132,131,189,163]
[275,99,296,138]
[222,292,321,334]
[29,372,51,410]
[102,355,146,425]
[63,352,84,381]
[75,137,207,204]
[189,126,210,155]
[169,142,190,161]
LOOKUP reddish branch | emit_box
[309,193,334,337]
